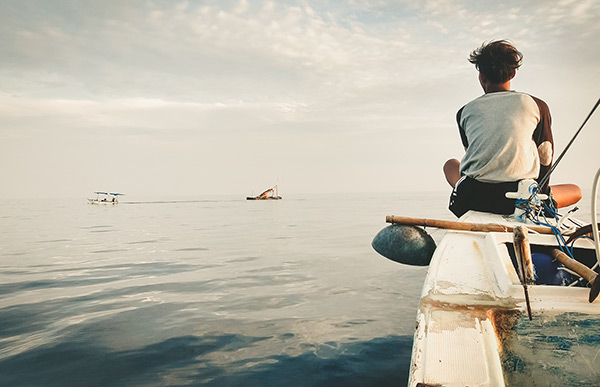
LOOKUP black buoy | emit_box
[371,224,436,266]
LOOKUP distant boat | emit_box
[88,192,124,205]
[246,185,282,200]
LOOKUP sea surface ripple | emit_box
[0,192,451,386]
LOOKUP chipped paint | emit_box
[408,211,600,387]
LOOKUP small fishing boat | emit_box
[246,185,282,200]
[373,99,600,386]
[373,178,600,386]
[88,192,124,205]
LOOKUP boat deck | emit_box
[410,211,600,386]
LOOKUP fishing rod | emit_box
[538,97,600,190]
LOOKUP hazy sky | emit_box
[1,0,599,199]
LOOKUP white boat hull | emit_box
[408,211,599,386]
[88,199,118,205]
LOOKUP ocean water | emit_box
[0,191,452,387]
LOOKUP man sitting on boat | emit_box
[443,40,581,217]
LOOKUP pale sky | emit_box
[1,0,599,199]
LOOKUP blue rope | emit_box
[520,192,577,260]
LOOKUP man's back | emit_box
[457,91,551,184]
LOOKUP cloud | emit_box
[0,0,598,197]
[8,1,592,111]
[0,2,419,102]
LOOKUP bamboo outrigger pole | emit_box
[386,215,562,235]
[551,249,600,303]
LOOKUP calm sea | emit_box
[0,191,466,386]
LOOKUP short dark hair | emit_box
[469,40,523,84]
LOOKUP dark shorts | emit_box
[449,176,519,218]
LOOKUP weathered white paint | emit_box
[408,210,598,387]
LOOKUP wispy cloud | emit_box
[0,0,598,197]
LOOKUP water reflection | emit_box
[0,193,432,385]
